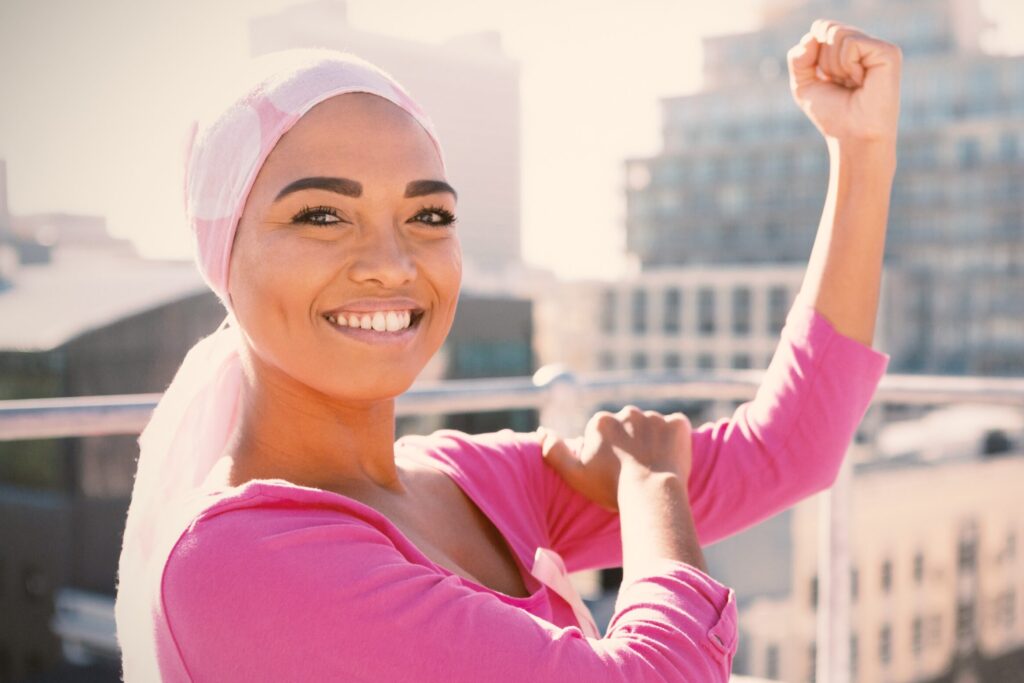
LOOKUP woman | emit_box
[115,19,898,682]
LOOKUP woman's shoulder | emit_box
[399,427,547,488]
[399,427,544,466]
[164,480,391,569]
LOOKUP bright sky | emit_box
[0,0,1022,279]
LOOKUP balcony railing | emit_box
[2,367,1023,682]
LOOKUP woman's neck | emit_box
[223,359,408,498]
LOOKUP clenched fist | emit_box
[787,19,902,143]
[538,405,693,513]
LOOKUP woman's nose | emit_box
[347,225,417,288]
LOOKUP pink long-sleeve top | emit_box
[155,300,889,682]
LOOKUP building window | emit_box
[598,351,615,370]
[881,559,893,593]
[732,287,751,335]
[663,352,682,371]
[850,634,858,679]
[697,353,715,370]
[732,353,752,369]
[632,289,647,335]
[912,616,923,657]
[698,288,716,335]
[768,286,789,333]
[809,575,818,609]
[958,535,977,571]
[913,552,924,584]
[957,137,980,169]
[1000,589,1017,629]
[663,287,682,334]
[601,290,617,334]
[999,131,1019,162]
[851,567,859,602]
[879,624,891,666]
[765,643,780,679]
[926,615,942,646]
[808,642,817,683]
[630,352,648,370]
[957,603,975,640]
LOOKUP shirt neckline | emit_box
[203,445,548,607]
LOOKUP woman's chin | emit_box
[318,374,419,404]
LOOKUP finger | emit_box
[588,410,614,431]
[787,31,821,89]
[617,404,643,420]
[665,411,692,428]
[840,34,866,86]
[811,20,852,85]
[825,25,850,83]
[848,34,902,72]
[539,429,581,474]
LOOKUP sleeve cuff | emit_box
[610,559,738,658]
[784,298,891,383]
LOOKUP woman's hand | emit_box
[787,19,902,144]
[538,406,693,513]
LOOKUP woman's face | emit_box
[228,92,462,401]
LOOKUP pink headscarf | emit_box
[114,48,447,680]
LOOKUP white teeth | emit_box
[327,310,417,332]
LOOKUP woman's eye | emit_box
[292,205,343,225]
[413,206,457,227]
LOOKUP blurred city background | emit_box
[1,0,1022,681]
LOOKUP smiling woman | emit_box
[113,35,894,683]
[112,47,747,683]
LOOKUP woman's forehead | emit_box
[266,93,443,173]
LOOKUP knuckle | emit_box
[619,404,643,418]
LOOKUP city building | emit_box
[534,263,906,375]
[0,241,218,680]
[740,420,1024,682]
[249,0,524,279]
[624,0,1024,375]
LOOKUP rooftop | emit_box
[0,248,206,352]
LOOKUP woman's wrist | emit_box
[825,135,898,173]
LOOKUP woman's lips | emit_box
[322,310,424,345]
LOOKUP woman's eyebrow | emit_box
[273,176,457,202]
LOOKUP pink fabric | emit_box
[152,300,889,682]
[114,49,449,683]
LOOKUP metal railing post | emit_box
[818,451,853,683]
[533,363,589,438]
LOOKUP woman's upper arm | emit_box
[162,508,737,682]
[530,298,889,565]
[686,299,890,545]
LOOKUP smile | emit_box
[322,310,425,344]
[324,309,418,332]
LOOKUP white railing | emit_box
[4,366,1024,681]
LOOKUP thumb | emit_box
[787,31,822,89]
[537,427,583,481]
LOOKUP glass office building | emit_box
[625,0,1024,375]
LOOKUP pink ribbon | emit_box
[530,547,602,639]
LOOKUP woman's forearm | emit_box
[797,137,897,347]
[618,466,707,587]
